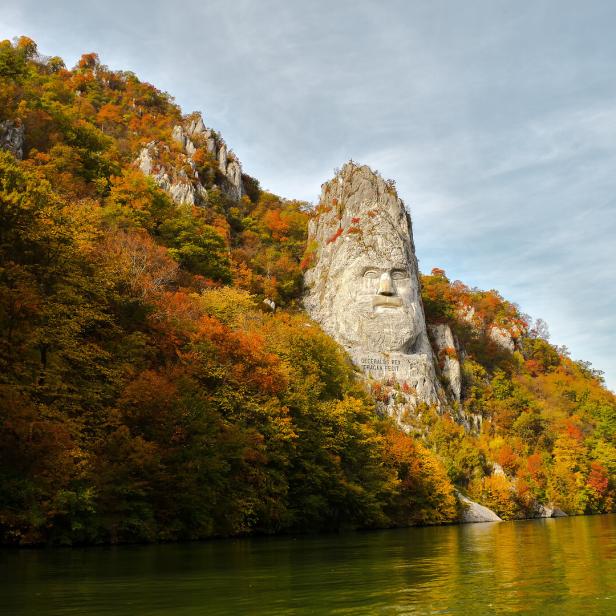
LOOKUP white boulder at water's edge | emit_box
[457,493,502,523]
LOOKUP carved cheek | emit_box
[394,280,412,298]
[361,276,379,293]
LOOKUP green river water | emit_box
[1,514,614,615]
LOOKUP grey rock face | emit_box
[136,143,156,176]
[136,141,204,206]
[0,120,24,159]
[489,326,515,353]
[176,116,243,201]
[171,124,196,156]
[429,323,461,401]
[263,298,276,312]
[304,162,439,408]
[185,114,206,136]
[225,159,242,198]
[135,112,243,204]
[217,142,228,174]
[458,493,502,523]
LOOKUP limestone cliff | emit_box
[136,112,243,205]
[304,162,441,414]
[428,323,462,402]
[458,494,502,523]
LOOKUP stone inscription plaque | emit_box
[360,357,401,373]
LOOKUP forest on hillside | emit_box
[0,37,614,545]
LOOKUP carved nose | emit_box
[377,272,395,296]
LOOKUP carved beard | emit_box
[336,300,419,353]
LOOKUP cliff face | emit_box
[428,323,462,402]
[303,162,441,414]
[136,112,243,205]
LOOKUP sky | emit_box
[3,0,616,390]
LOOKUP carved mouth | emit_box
[373,296,403,309]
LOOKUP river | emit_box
[1,514,614,615]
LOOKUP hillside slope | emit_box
[0,37,613,544]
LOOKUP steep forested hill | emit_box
[0,37,613,545]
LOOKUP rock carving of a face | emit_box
[326,241,422,353]
[305,163,439,409]
[304,162,429,355]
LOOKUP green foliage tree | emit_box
[159,211,231,283]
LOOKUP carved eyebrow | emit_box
[361,266,383,274]
[359,266,408,275]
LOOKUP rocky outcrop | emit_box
[489,326,515,353]
[429,323,461,401]
[172,114,243,201]
[458,494,502,523]
[534,504,568,518]
[135,112,243,205]
[185,114,216,153]
[457,492,567,523]
[304,162,440,411]
[458,305,518,353]
[136,141,207,206]
[0,119,24,159]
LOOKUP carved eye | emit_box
[391,270,409,280]
[363,269,379,279]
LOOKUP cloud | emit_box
[3,0,616,389]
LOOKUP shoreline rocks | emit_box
[457,493,503,523]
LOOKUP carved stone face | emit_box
[326,247,423,353]
[304,163,438,407]
[304,162,431,356]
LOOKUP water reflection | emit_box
[1,515,614,615]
